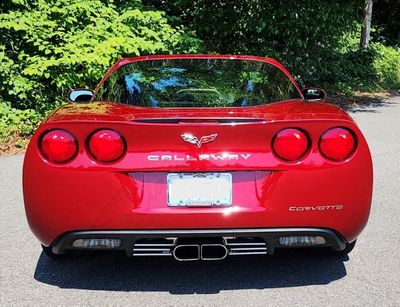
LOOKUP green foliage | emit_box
[0,0,201,112]
[145,0,359,86]
[324,43,400,93]
[371,43,400,88]
[0,102,42,142]
[145,0,400,93]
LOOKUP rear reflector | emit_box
[39,129,77,163]
[87,129,126,163]
[72,239,122,248]
[278,236,326,246]
[319,127,356,161]
[272,128,309,161]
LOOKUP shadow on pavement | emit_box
[34,249,348,294]
[329,90,399,113]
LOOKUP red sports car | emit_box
[23,55,373,260]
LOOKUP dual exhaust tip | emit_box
[173,244,228,261]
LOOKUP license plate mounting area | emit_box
[167,173,232,207]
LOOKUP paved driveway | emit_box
[1,95,399,306]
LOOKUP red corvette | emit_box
[23,55,373,260]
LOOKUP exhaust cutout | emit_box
[173,245,200,261]
[201,244,228,260]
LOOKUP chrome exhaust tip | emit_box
[201,244,228,260]
[173,244,200,261]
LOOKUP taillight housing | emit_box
[272,128,309,161]
[319,127,356,161]
[39,129,78,163]
[87,129,126,163]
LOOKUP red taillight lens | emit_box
[40,129,78,163]
[272,128,309,161]
[88,129,126,163]
[319,127,356,161]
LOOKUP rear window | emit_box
[95,58,301,108]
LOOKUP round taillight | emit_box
[88,129,126,163]
[272,128,309,161]
[319,127,356,161]
[40,129,78,163]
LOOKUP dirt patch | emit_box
[0,135,29,156]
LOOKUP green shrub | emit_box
[0,102,42,142]
[371,43,400,89]
[145,0,400,94]
[329,43,400,92]
[145,0,360,88]
[0,0,201,112]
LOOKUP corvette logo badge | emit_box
[181,133,218,148]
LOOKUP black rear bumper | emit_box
[51,228,347,257]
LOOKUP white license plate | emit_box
[167,173,232,207]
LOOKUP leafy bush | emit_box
[371,43,400,88]
[328,43,400,93]
[145,0,400,93]
[0,102,42,142]
[0,0,201,112]
[145,0,360,87]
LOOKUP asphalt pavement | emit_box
[1,95,399,306]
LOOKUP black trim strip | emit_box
[132,118,267,124]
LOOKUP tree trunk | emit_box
[360,0,373,48]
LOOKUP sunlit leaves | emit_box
[146,0,399,92]
[0,0,201,111]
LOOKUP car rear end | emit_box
[23,56,373,260]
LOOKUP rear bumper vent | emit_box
[132,238,175,256]
[226,237,268,256]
